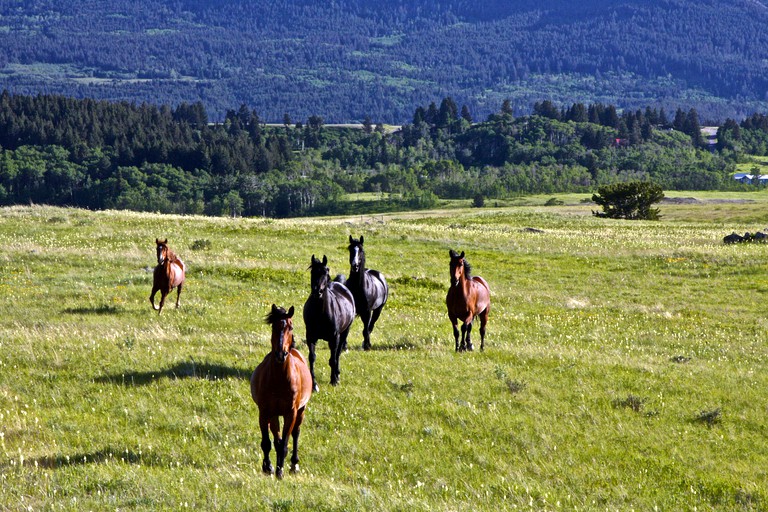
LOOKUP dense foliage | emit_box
[1,0,768,122]
[0,92,756,217]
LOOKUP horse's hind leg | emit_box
[175,283,183,309]
[360,309,372,351]
[259,414,273,475]
[369,306,383,333]
[478,309,489,351]
[329,337,341,386]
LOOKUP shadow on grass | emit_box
[344,340,419,352]
[23,448,168,469]
[63,304,122,315]
[96,360,251,386]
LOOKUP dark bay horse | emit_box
[250,304,312,479]
[446,250,490,351]
[346,235,388,351]
[150,238,186,313]
[303,255,356,391]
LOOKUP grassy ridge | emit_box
[1,194,767,510]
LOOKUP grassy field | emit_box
[1,192,767,510]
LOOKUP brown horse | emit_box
[446,250,490,351]
[150,238,186,313]
[250,305,313,479]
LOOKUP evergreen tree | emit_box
[460,105,473,124]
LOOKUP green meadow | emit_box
[1,192,767,510]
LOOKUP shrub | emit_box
[591,181,664,220]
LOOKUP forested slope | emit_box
[4,92,767,218]
[1,0,767,122]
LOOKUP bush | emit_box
[591,181,664,220]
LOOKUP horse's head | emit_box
[156,238,169,265]
[449,249,468,287]
[348,235,366,273]
[309,255,330,299]
[265,304,295,364]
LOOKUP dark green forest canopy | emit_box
[1,0,768,122]
[2,91,767,218]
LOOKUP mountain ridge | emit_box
[1,0,767,122]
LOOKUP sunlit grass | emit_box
[1,199,767,510]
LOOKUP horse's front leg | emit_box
[149,286,160,311]
[464,320,474,352]
[270,418,285,480]
[290,407,306,474]
[449,315,460,351]
[307,339,319,392]
[276,413,297,480]
[360,309,372,351]
[259,413,273,475]
[156,289,169,314]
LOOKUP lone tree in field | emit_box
[591,181,664,220]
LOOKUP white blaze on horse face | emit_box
[350,245,361,272]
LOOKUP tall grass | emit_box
[1,195,767,510]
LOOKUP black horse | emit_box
[303,255,356,392]
[346,235,389,351]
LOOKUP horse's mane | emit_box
[265,306,290,325]
[462,259,472,279]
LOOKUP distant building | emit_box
[733,173,768,184]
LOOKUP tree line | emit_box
[1,92,764,217]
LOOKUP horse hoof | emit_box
[363,343,371,351]
[312,383,320,393]
[262,462,274,475]
[276,468,284,480]
[290,464,300,474]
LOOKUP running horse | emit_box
[303,255,356,391]
[250,304,312,479]
[446,250,490,351]
[150,238,186,313]
[346,235,388,351]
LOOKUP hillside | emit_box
[1,0,768,122]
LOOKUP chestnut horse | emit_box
[303,255,356,391]
[446,250,490,351]
[346,235,388,351]
[250,305,312,479]
[150,238,186,313]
